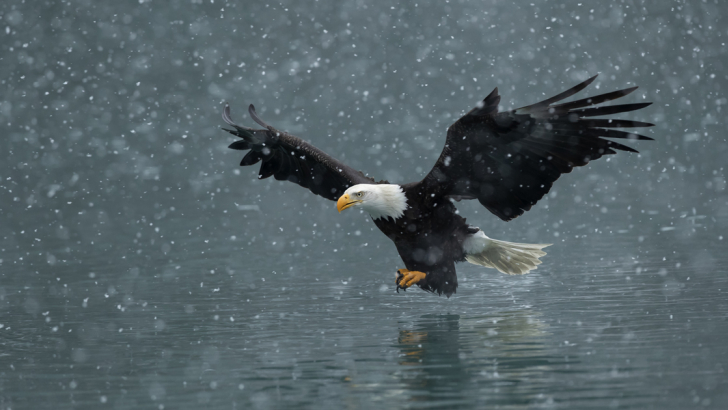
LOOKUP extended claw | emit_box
[396,269,406,293]
[395,269,426,292]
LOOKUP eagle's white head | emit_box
[336,184,407,220]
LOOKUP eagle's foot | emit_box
[395,269,426,293]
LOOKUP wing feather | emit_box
[548,86,638,112]
[418,75,653,221]
[258,151,282,179]
[228,140,252,150]
[574,102,652,117]
[240,150,262,166]
[515,74,597,114]
[222,104,374,201]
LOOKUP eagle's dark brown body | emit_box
[373,184,476,296]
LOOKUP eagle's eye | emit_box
[356,192,363,198]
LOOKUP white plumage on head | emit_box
[343,184,407,220]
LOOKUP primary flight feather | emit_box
[222,74,653,297]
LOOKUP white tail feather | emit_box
[463,231,551,275]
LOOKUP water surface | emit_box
[1,211,726,409]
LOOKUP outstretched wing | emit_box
[222,104,374,201]
[420,75,654,221]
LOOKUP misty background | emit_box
[1,0,726,409]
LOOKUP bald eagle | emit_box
[222,75,653,297]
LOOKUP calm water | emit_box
[1,205,726,409]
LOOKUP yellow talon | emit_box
[396,269,426,292]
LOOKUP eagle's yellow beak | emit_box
[337,193,360,213]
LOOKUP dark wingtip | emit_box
[484,87,500,105]
[515,74,599,114]
[467,87,501,117]
[620,85,639,97]
[248,104,270,128]
[228,140,251,150]
[606,140,640,153]
[631,134,655,141]
[222,103,236,126]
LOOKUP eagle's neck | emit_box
[365,184,407,221]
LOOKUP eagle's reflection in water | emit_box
[395,310,566,408]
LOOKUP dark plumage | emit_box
[223,104,374,200]
[420,75,653,221]
[222,75,653,296]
